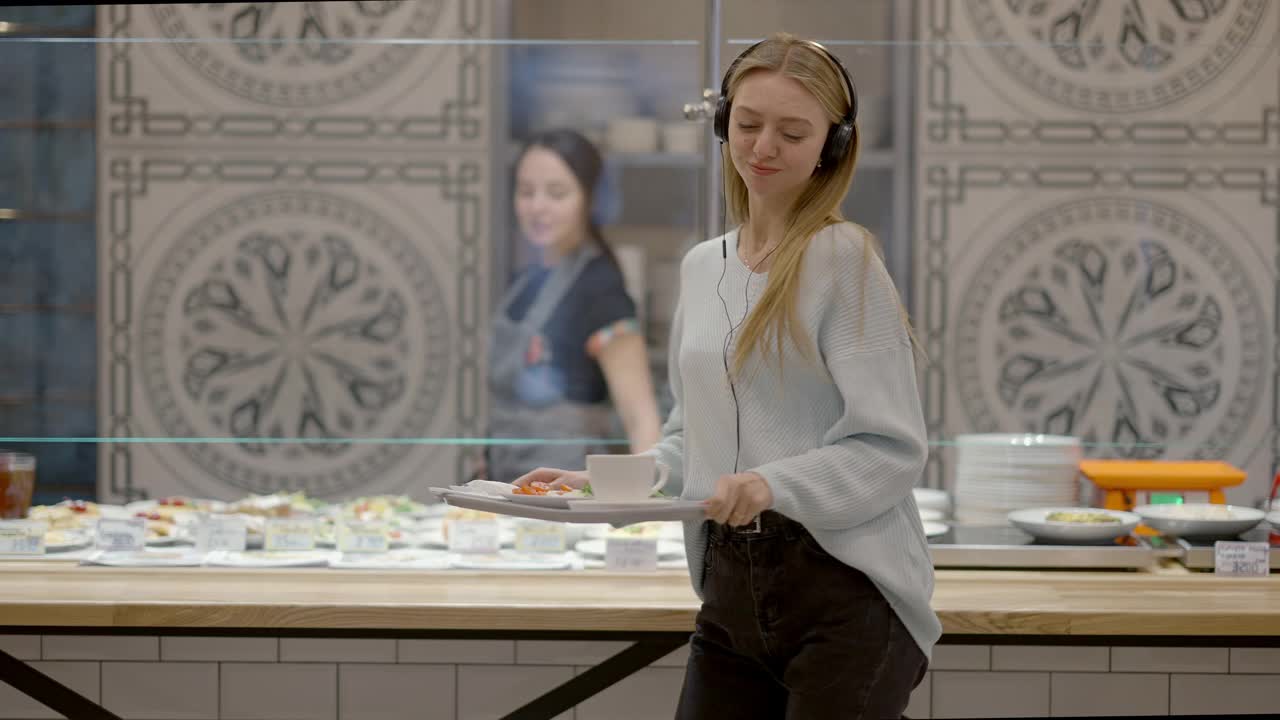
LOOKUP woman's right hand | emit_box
[513,467,590,491]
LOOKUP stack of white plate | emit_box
[953,434,1083,525]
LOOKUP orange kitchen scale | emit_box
[1077,460,1248,536]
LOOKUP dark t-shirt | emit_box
[504,254,638,404]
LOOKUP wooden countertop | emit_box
[2,562,1279,637]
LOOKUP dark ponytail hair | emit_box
[516,128,619,269]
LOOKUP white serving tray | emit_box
[430,488,706,524]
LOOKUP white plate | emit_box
[417,524,517,549]
[921,521,950,538]
[918,509,945,522]
[1133,503,1266,538]
[508,493,588,509]
[329,549,451,570]
[912,488,950,512]
[1267,510,1280,528]
[449,551,576,570]
[205,551,336,568]
[582,557,689,570]
[1006,507,1140,544]
[44,532,93,552]
[573,538,686,559]
[582,522,685,542]
[82,549,206,567]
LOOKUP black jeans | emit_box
[676,511,927,719]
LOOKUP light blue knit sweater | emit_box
[645,222,941,661]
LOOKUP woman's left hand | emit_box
[705,472,774,527]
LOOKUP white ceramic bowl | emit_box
[1133,503,1266,538]
[1007,507,1139,544]
[913,488,950,513]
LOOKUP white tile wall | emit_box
[905,671,931,719]
[930,645,991,670]
[932,671,1051,719]
[338,664,456,720]
[161,636,278,662]
[1051,673,1168,717]
[1111,647,1230,674]
[0,661,99,720]
[991,645,1109,672]
[456,665,573,720]
[1171,673,1279,715]
[398,639,514,664]
[101,662,218,719]
[6,638,1279,718]
[221,663,338,720]
[42,635,158,661]
[1231,648,1280,674]
[516,640,629,665]
[574,667,684,720]
[281,639,396,664]
[0,634,40,661]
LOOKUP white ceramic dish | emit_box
[918,509,945,522]
[204,550,336,568]
[573,538,685,559]
[507,492,588,509]
[44,531,93,552]
[912,488,950,513]
[449,551,576,571]
[1006,507,1140,544]
[1267,510,1280,528]
[329,549,451,570]
[921,521,950,538]
[1133,503,1265,538]
[82,549,206,567]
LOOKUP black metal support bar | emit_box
[0,647,122,719]
[500,635,690,720]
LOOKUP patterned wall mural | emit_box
[96,2,489,503]
[916,0,1280,504]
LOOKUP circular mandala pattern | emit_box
[954,197,1264,459]
[965,0,1268,113]
[151,1,445,107]
[140,191,451,495]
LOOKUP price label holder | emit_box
[1214,541,1270,577]
[265,518,316,552]
[97,517,145,552]
[514,520,567,554]
[339,521,389,554]
[605,537,658,572]
[197,515,247,552]
[0,520,47,555]
[448,519,501,554]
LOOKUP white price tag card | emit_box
[1215,541,1271,577]
[0,520,47,555]
[198,515,247,552]
[96,517,145,552]
[265,518,316,551]
[514,521,567,554]
[448,519,501,554]
[338,522,389,554]
[605,537,658,572]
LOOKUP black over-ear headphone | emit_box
[713,39,859,168]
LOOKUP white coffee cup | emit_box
[585,454,669,503]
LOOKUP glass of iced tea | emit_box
[0,452,36,519]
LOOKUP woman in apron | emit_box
[482,129,662,483]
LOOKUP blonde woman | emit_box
[516,33,937,717]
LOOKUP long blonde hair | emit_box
[724,32,917,376]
